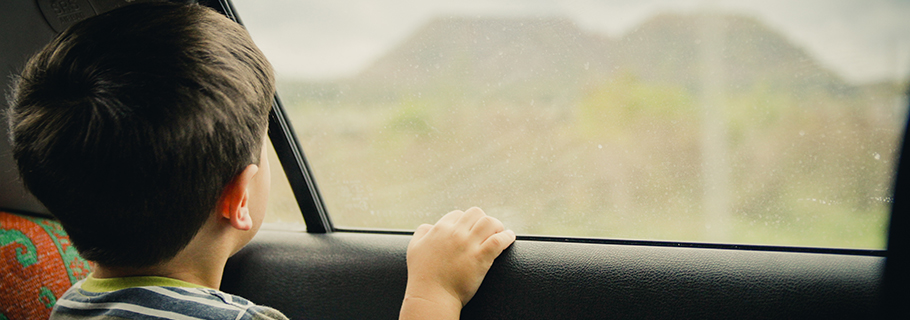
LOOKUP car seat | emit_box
[1,211,91,319]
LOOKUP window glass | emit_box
[235,0,909,249]
[263,137,305,227]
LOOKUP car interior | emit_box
[1,0,908,319]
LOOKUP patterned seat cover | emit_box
[1,211,91,320]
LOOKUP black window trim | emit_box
[884,88,910,315]
[268,96,333,233]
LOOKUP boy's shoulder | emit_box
[50,276,289,320]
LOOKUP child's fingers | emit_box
[470,215,505,237]
[480,229,516,257]
[437,209,464,225]
[413,224,433,239]
[455,207,485,228]
[408,223,433,250]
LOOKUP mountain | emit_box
[616,13,849,94]
[339,13,852,100]
[349,17,616,102]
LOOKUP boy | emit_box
[7,2,515,319]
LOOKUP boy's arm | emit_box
[399,207,516,320]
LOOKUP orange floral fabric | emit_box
[1,211,91,320]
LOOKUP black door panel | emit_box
[223,230,882,319]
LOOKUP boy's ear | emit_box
[219,164,260,231]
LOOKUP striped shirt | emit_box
[50,275,289,320]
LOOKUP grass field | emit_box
[263,76,905,250]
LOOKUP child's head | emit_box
[7,2,275,268]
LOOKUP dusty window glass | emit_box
[234,0,909,249]
[263,137,305,228]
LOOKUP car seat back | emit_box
[1,211,91,319]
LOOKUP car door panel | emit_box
[223,230,883,319]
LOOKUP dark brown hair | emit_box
[8,2,275,267]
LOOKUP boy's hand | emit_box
[401,207,516,318]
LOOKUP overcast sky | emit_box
[232,0,910,84]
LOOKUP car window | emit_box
[264,137,305,227]
[236,0,909,249]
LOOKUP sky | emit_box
[232,0,910,84]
